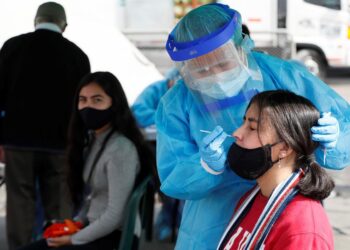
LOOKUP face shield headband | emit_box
[166,3,240,61]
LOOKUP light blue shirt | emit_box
[131,79,169,128]
[35,22,62,33]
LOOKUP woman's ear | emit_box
[278,142,293,159]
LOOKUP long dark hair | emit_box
[248,90,334,200]
[67,71,155,207]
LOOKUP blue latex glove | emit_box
[311,112,339,149]
[200,126,228,173]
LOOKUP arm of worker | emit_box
[155,82,236,200]
[276,59,350,169]
[131,80,168,128]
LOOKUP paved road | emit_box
[324,168,350,250]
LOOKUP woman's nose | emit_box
[233,127,243,141]
[78,101,90,110]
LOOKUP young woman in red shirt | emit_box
[217,90,334,250]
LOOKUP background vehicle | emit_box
[117,0,350,78]
[2,0,349,88]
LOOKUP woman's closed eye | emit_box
[249,126,257,131]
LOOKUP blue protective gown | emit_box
[155,51,350,250]
[131,79,168,128]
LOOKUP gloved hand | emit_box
[200,126,228,173]
[311,112,339,149]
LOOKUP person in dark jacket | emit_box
[0,2,90,249]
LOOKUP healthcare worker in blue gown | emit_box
[132,68,180,128]
[155,3,350,250]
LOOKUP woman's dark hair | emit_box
[248,90,334,200]
[67,71,156,207]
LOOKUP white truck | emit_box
[219,0,350,78]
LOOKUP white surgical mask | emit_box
[191,66,250,99]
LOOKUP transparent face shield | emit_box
[177,39,249,99]
[166,3,263,132]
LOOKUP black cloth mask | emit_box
[79,107,113,130]
[227,142,280,180]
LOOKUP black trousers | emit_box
[17,230,139,250]
[5,149,72,250]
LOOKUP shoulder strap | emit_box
[86,129,115,184]
[246,170,302,249]
[217,186,260,249]
[217,169,303,250]
[255,188,298,248]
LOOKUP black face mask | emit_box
[227,142,280,180]
[79,107,113,130]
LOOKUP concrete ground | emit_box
[324,167,350,250]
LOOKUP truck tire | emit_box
[296,49,326,79]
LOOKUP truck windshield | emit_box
[278,0,287,28]
[304,0,341,10]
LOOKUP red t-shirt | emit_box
[222,193,334,250]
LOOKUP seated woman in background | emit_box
[19,71,154,250]
[217,90,334,249]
